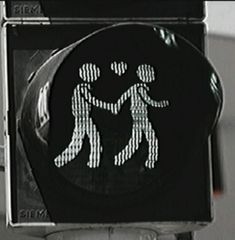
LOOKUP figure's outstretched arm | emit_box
[114,86,136,112]
[138,86,170,108]
[80,86,117,113]
[81,85,135,114]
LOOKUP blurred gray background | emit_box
[0,2,235,239]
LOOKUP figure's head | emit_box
[78,63,100,83]
[136,64,156,83]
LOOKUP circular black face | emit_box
[21,23,222,202]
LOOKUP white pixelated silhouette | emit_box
[54,63,117,168]
[54,62,169,170]
[114,64,170,169]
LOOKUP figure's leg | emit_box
[54,122,85,168]
[144,121,158,169]
[86,119,102,168]
[114,123,142,166]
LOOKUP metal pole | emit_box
[45,228,158,240]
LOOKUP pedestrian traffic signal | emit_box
[6,23,222,231]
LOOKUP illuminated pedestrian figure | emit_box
[114,64,170,169]
[54,63,116,168]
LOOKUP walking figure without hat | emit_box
[113,64,169,169]
[54,63,116,168]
